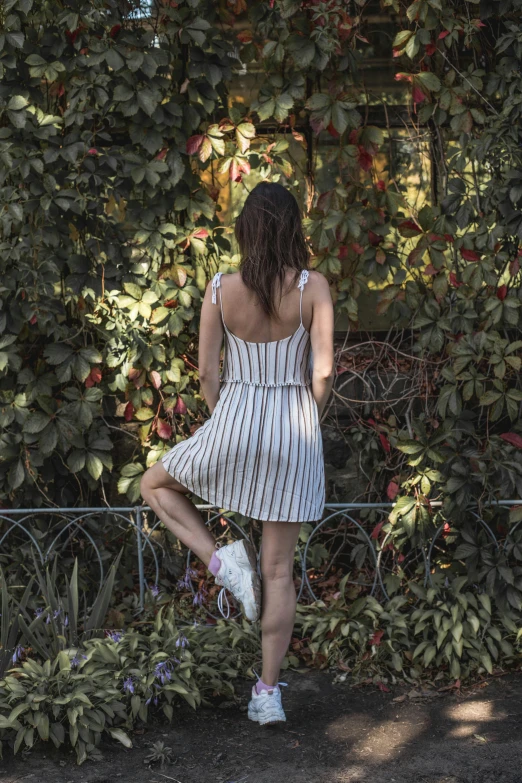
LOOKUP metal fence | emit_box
[0,500,520,615]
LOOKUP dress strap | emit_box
[211,272,226,326]
[297,269,309,326]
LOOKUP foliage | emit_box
[0,607,259,764]
[294,573,522,683]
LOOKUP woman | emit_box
[140,181,335,725]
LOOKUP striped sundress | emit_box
[161,269,325,522]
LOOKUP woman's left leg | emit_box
[259,520,302,686]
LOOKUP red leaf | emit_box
[412,85,427,104]
[327,121,340,138]
[371,630,384,646]
[109,24,121,37]
[357,146,373,171]
[156,418,173,440]
[500,432,522,449]
[237,30,252,43]
[449,272,463,288]
[377,681,390,693]
[371,521,384,540]
[510,259,520,276]
[150,370,162,390]
[398,219,422,234]
[351,242,365,255]
[379,433,391,453]
[426,43,437,56]
[164,298,177,308]
[387,481,399,500]
[496,285,508,301]
[173,396,187,415]
[88,148,98,155]
[368,230,381,246]
[394,72,412,83]
[460,248,481,262]
[192,228,209,239]
[424,264,438,276]
[129,367,143,389]
[442,522,451,539]
[66,28,80,43]
[156,147,168,160]
[186,135,204,155]
[438,30,450,40]
[376,179,386,191]
[124,401,134,422]
[86,367,102,387]
[29,314,37,325]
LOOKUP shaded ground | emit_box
[2,671,522,783]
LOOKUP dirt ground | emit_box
[2,670,522,783]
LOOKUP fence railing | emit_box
[0,500,520,616]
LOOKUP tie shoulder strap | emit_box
[297,269,309,291]
[211,271,223,305]
[298,269,310,326]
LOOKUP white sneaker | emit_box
[214,539,261,622]
[248,685,287,725]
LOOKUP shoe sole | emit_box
[248,710,286,725]
[241,539,262,623]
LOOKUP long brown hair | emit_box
[234,182,310,319]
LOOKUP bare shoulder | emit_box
[308,270,332,298]
[204,270,240,296]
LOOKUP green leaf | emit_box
[86,453,104,480]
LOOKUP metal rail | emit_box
[0,501,520,614]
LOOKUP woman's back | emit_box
[216,268,314,344]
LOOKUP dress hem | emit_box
[161,454,324,524]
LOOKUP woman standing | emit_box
[140,181,335,725]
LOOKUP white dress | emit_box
[161,269,325,522]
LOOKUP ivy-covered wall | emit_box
[1,0,522,611]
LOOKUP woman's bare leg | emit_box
[140,461,216,566]
[259,521,302,686]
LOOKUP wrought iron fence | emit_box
[0,500,520,616]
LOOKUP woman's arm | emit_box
[309,273,335,418]
[198,279,224,414]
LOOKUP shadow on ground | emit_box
[2,671,522,783]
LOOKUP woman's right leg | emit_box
[259,520,302,686]
[140,460,216,567]
[141,460,261,622]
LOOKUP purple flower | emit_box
[154,659,178,685]
[176,567,198,590]
[34,608,44,619]
[71,654,87,668]
[64,614,69,627]
[192,583,208,606]
[175,634,189,649]
[11,645,25,664]
[123,676,135,694]
[106,630,124,643]
[53,608,61,620]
